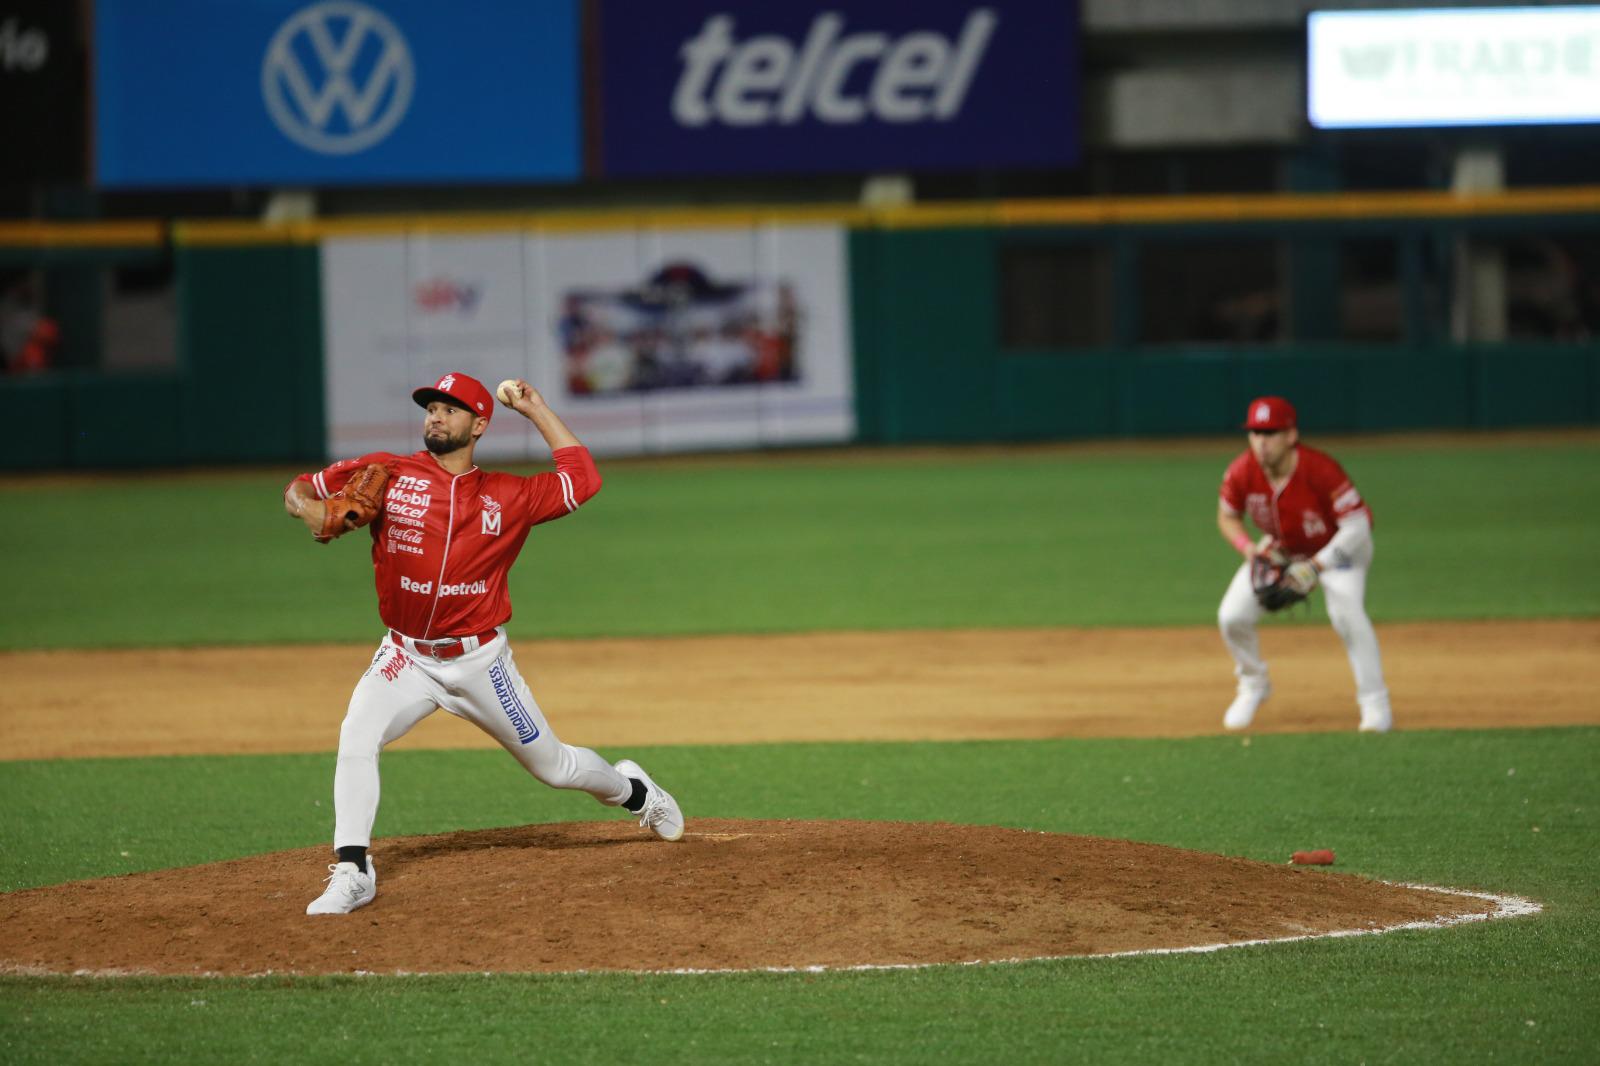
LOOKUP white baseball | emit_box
[496,380,523,405]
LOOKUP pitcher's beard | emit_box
[424,427,472,455]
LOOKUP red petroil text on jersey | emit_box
[289,446,601,638]
[1218,444,1371,558]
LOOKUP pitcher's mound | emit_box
[0,819,1517,976]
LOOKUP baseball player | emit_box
[1215,396,1393,733]
[284,372,684,916]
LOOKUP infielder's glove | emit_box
[315,462,390,543]
[1251,553,1319,612]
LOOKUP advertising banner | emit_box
[1309,6,1600,129]
[94,0,578,186]
[321,223,854,459]
[595,0,1079,176]
[1,0,85,181]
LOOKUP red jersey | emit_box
[290,447,601,638]
[1219,444,1371,558]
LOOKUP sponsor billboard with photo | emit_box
[320,223,854,459]
[93,0,578,186]
[594,0,1079,176]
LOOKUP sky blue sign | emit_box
[596,0,1079,176]
[94,0,578,186]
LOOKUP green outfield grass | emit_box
[2,436,1597,650]
[1,729,1597,1064]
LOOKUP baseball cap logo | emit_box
[1255,403,1270,423]
[261,0,415,156]
[437,374,456,391]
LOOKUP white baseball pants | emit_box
[1217,538,1390,711]
[331,631,633,849]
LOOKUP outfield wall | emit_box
[850,223,1600,442]
[3,187,1598,468]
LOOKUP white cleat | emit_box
[305,859,376,915]
[1223,683,1271,731]
[1358,696,1393,734]
[615,759,685,842]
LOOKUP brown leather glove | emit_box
[315,463,390,543]
[1251,551,1315,612]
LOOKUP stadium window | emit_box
[1492,233,1599,343]
[103,256,179,370]
[997,244,1114,349]
[1338,238,1405,343]
[1137,239,1282,345]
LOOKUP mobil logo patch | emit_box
[597,0,1079,176]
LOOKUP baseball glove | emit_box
[316,462,390,543]
[1251,552,1318,612]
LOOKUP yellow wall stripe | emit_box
[0,221,166,247]
[4,186,1600,250]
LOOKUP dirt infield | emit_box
[0,620,1586,976]
[0,819,1508,976]
[1,620,1595,760]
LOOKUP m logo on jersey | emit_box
[480,495,502,535]
[261,0,415,156]
[1302,511,1328,539]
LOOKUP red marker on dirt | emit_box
[1291,849,1336,865]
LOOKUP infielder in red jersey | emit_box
[1215,396,1393,733]
[284,372,684,915]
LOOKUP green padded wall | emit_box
[850,227,1600,444]
[68,374,185,467]
[176,243,323,464]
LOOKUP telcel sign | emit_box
[1308,5,1600,128]
[598,0,1079,176]
[670,10,997,128]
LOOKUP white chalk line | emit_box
[637,882,1543,976]
[14,881,1539,980]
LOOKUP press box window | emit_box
[998,245,1114,349]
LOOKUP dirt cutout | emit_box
[3,620,1597,760]
[0,819,1502,977]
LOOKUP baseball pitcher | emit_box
[284,372,684,916]
[1215,396,1393,733]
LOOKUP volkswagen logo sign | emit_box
[261,0,414,156]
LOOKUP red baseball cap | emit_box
[1242,396,1296,431]
[413,372,493,423]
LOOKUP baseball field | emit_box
[1,431,1597,1062]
